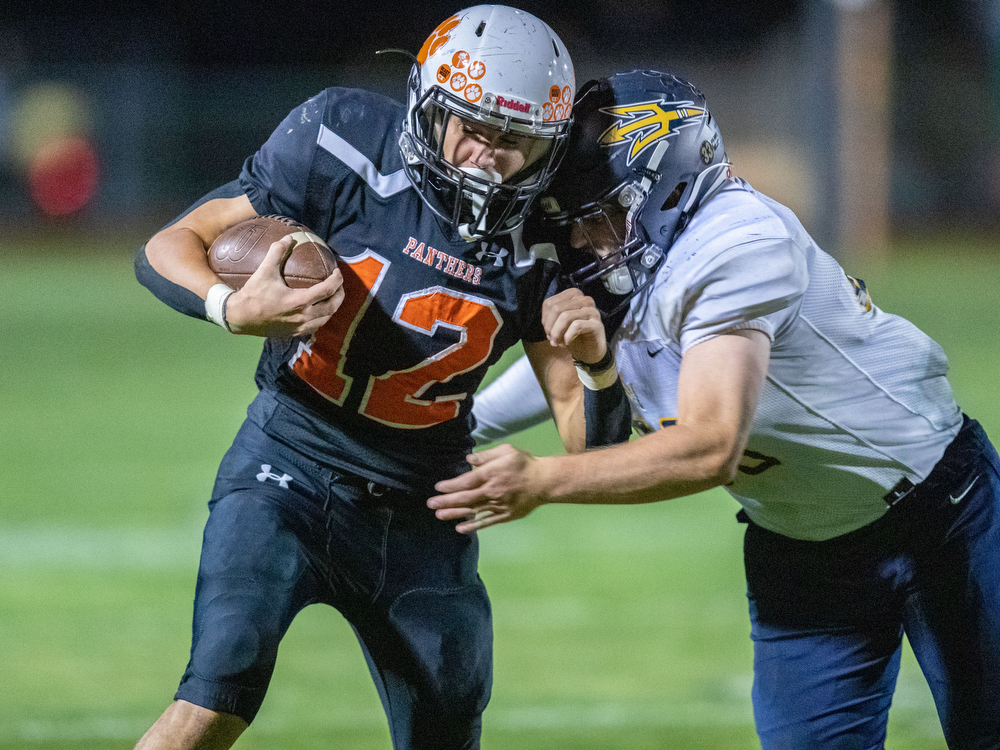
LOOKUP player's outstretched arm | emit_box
[430,329,771,533]
[144,194,343,338]
[429,443,547,532]
[523,340,584,452]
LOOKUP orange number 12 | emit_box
[289,251,502,429]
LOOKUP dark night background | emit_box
[1,1,997,249]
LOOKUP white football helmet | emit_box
[399,5,575,240]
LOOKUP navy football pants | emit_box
[174,420,492,750]
[744,417,1000,749]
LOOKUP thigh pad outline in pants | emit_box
[176,487,328,722]
[348,501,493,750]
[355,582,493,750]
[175,420,336,722]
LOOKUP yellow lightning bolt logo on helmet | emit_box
[599,100,707,164]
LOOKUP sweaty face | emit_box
[441,116,550,184]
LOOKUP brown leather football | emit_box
[208,215,337,289]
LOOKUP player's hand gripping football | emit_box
[225,235,345,337]
[429,443,547,533]
[542,287,607,365]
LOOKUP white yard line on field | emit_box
[0,525,200,569]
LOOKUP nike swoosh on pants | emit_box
[949,474,981,504]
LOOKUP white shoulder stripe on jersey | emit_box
[316,124,411,198]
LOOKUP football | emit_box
[208,215,337,289]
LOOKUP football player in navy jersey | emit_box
[439,71,1000,748]
[132,7,589,750]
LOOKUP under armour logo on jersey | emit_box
[257,464,293,488]
[476,243,508,266]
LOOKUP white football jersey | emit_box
[615,179,962,540]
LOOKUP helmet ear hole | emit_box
[662,182,686,211]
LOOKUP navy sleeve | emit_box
[134,179,246,321]
[134,249,207,320]
[584,378,633,448]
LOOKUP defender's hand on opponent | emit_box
[430,289,609,533]
[225,235,345,337]
[429,444,550,533]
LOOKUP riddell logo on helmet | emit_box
[496,96,531,114]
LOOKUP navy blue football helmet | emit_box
[536,70,731,309]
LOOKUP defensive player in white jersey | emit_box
[445,71,1000,748]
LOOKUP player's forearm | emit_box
[135,245,212,321]
[525,340,588,454]
[584,376,633,448]
[552,391,586,454]
[145,226,223,300]
[145,193,258,301]
[531,423,740,506]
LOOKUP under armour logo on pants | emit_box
[256,464,293,488]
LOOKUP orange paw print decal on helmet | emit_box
[464,83,483,103]
[468,60,486,80]
[442,49,487,102]
[417,15,461,64]
[543,86,573,121]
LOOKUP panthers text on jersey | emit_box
[614,179,962,540]
[232,88,559,494]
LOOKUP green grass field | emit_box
[2,233,998,749]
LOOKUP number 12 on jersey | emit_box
[289,250,502,429]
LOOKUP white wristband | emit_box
[205,283,236,332]
[575,364,619,391]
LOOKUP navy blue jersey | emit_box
[201,88,556,492]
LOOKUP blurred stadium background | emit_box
[2,0,999,250]
[2,1,999,748]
